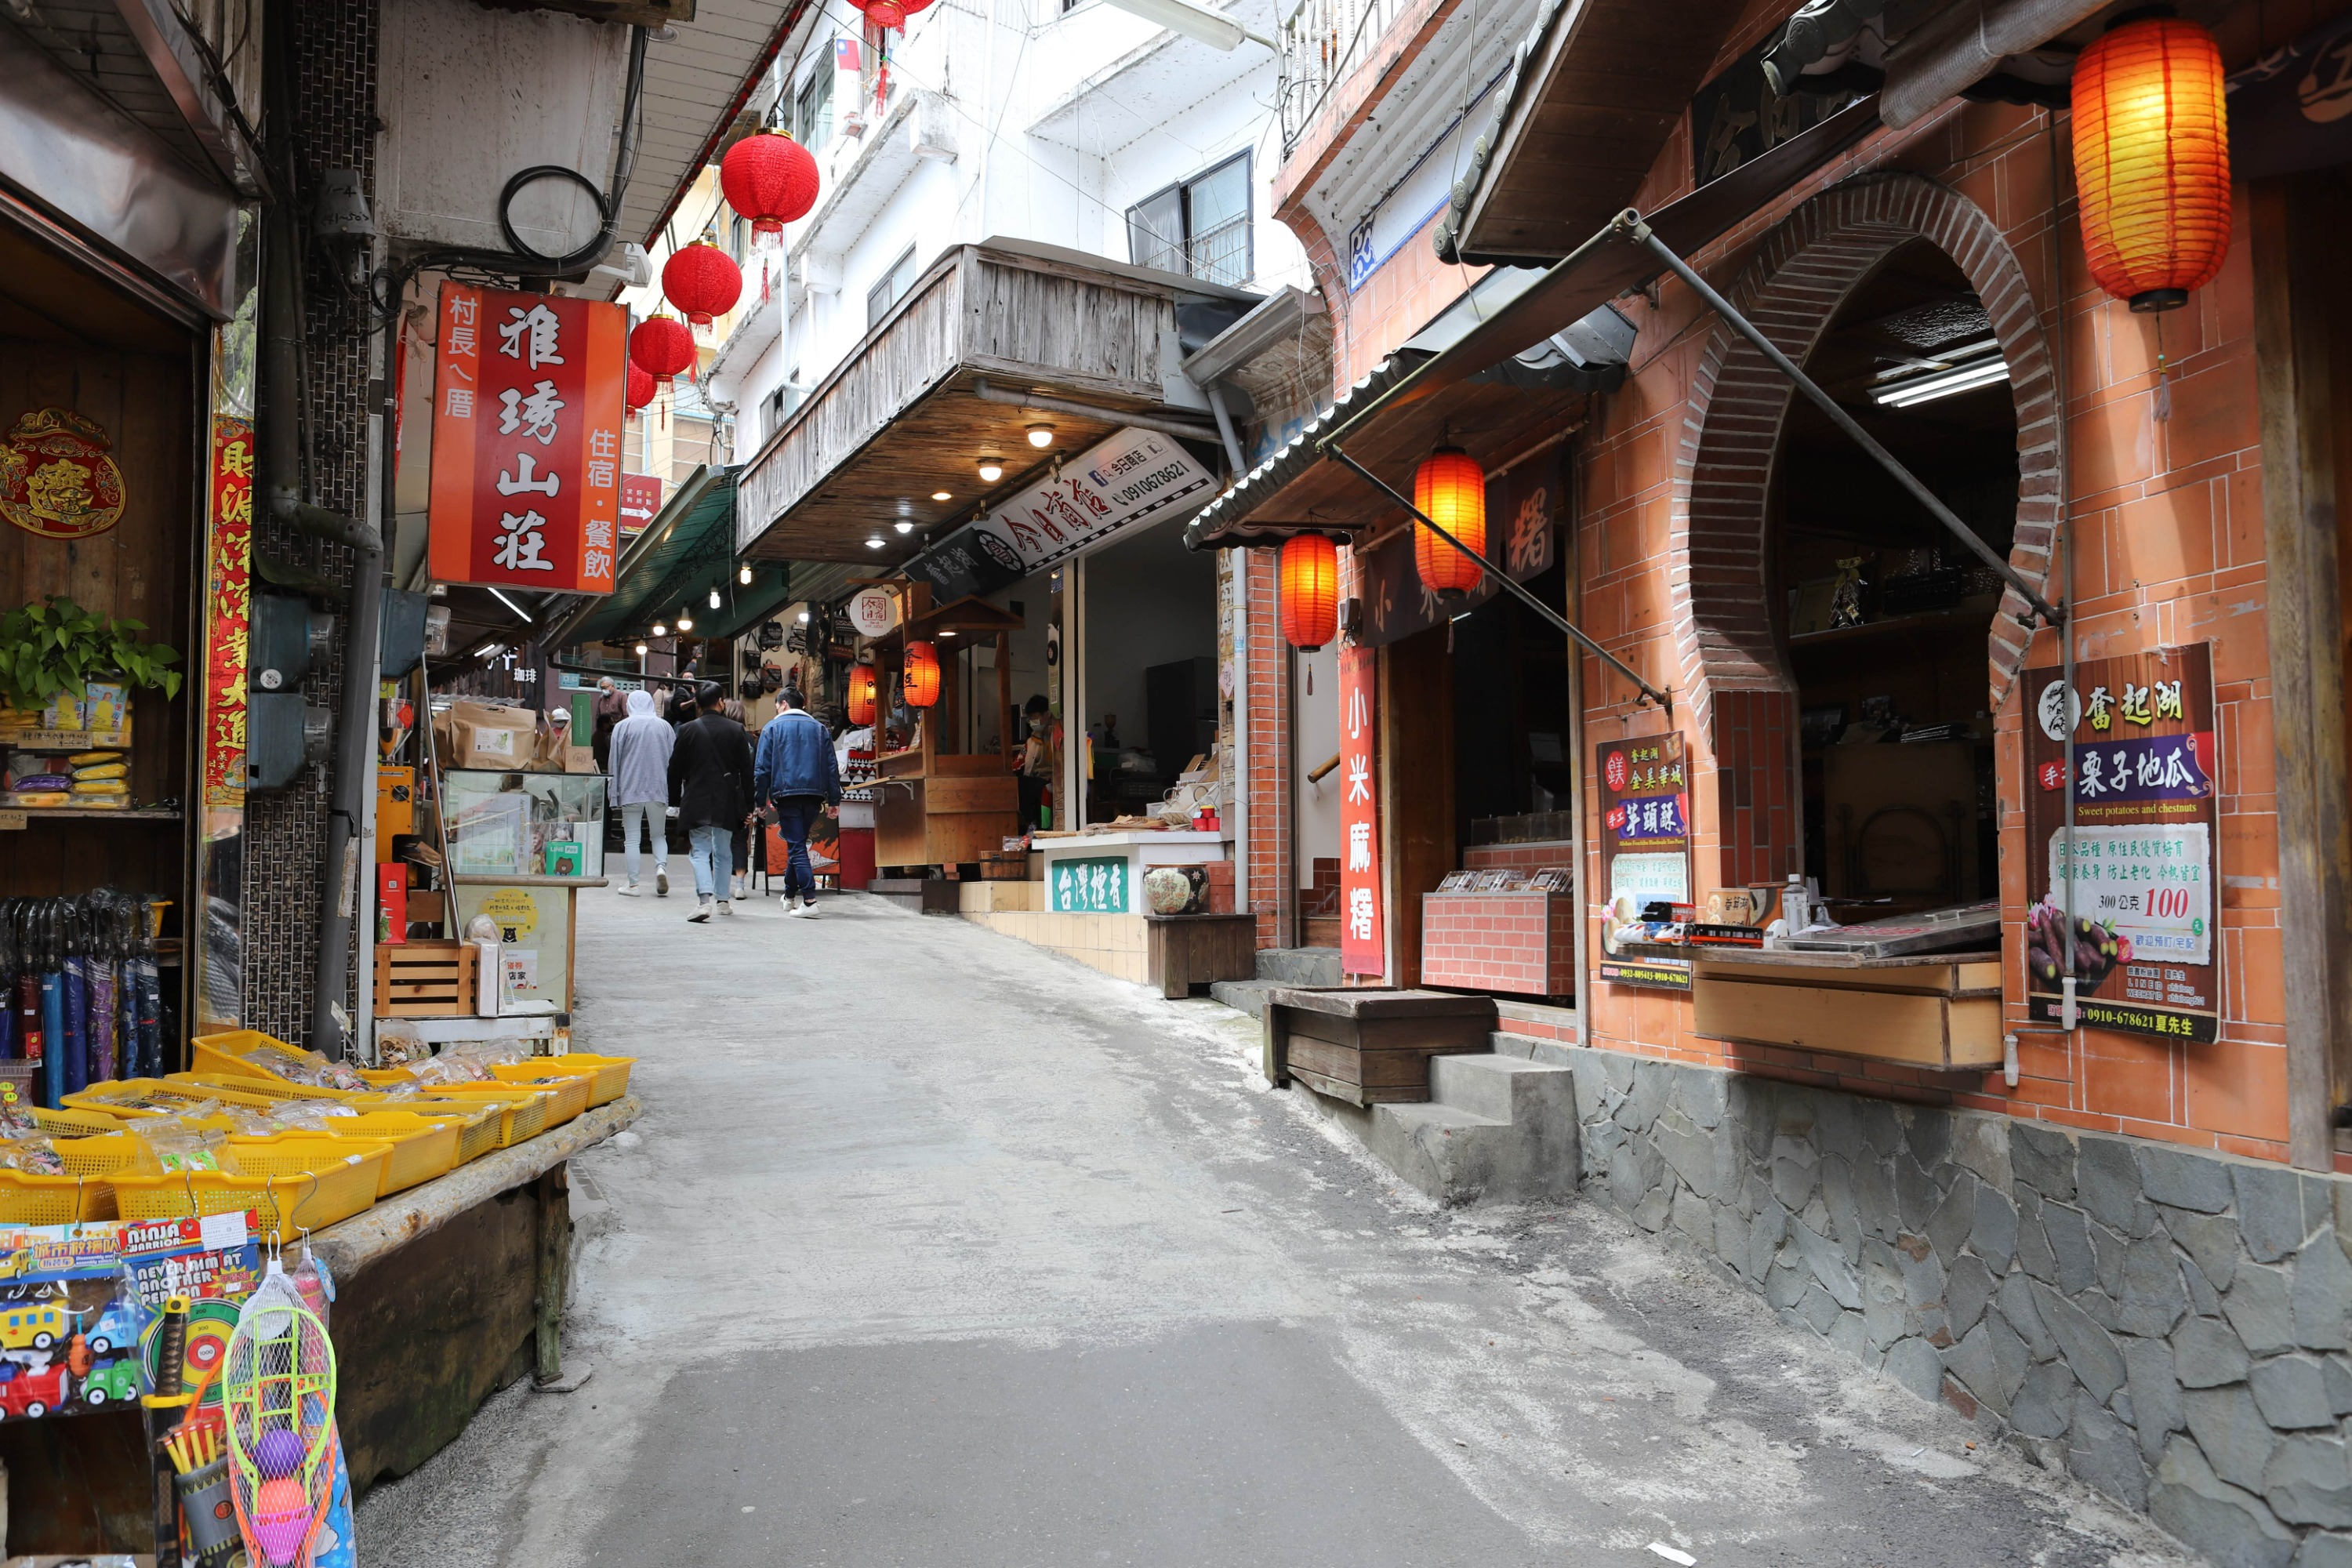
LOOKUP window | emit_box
[866,246,920,329]
[793,57,834,148]
[730,214,748,262]
[762,385,789,441]
[1125,152,1252,287]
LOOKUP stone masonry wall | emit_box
[1566,1043,2352,1567]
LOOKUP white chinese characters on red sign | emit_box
[1339,644,1384,976]
[428,284,626,595]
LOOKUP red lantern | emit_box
[848,664,879,727]
[630,315,697,387]
[902,641,942,708]
[625,364,655,416]
[2071,16,2230,314]
[853,0,931,26]
[662,242,743,327]
[720,132,821,234]
[1279,535,1339,650]
[1412,446,1486,598]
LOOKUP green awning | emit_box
[551,466,737,647]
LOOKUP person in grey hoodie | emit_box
[608,688,675,896]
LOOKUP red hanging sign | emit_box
[201,417,253,808]
[427,283,626,594]
[1338,643,1385,976]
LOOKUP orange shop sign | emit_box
[427,283,625,593]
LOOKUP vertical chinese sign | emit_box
[198,412,253,1028]
[1339,643,1385,977]
[1595,732,1693,990]
[427,284,625,594]
[2023,644,2220,1041]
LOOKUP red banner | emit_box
[201,417,253,808]
[1339,643,1385,976]
[427,283,624,593]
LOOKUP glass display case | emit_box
[442,769,607,879]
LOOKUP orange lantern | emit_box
[2071,16,2230,314]
[848,664,878,727]
[1279,535,1339,650]
[1412,446,1486,597]
[902,641,942,708]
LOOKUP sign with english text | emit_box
[2024,643,2219,1042]
[1339,644,1385,976]
[427,283,626,594]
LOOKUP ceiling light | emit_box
[474,641,502,659]
[635,641,649,656]
[652,622,667,637]
[709,586,722,608]
[978,457,1004,484]
[1869,340,2009,408]
[895,520,915,534]
[1025,423,1054,448]
[488,586,535,622]
[797,611,811,623]
[866,535,885,549]
[931,490,951,501]
[678,615,695,633]
[739,563,753,584]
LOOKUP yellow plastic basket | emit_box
[167,1072,386,1106]
[190,1029,419,1089]
[416,1086,550,1149]
[305,1113,462,1196]
[31,1105,129,1136]
[537,1054,633,1107]
[63,1078,285,1119]
[0,1132,143,1223]
[111,1147,387,1239]
[53,1131,149,1177]
[224,1134,394,1190]
[485,1065,591,1126]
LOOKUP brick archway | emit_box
[1668,173,2058,883]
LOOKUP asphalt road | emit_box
[357,887,2198,1567]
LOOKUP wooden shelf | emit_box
[0,806,181,824]
[1788,605,1994,648]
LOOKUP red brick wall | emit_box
[1244,549,1290,948]
[1420,891,1576,998]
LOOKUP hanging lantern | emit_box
[625,364,655,416]
[720,132,821,234]
[2071,15,2230,314]
[629,315,697,387]
[662,242,743,326]
[902,641,942,708]
[852,0,931,27]
[1279,535,1339,650]
[1412,446,1486,598]
[848,664,879,727]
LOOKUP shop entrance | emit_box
[1772,239,2020,919]
[1076,514,1218,826]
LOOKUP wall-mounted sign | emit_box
[1339,644,1385,976]
[427,283,626,594]
[1051,855,1129,913]
[2230,11,2352,179]
[1595,731,1693,990]
[1360,452,1557,648]
[1690,34,1865,189]
[0,408,126,539]
[847,586,899,637]
[619,471,663,536]
[1345,74,1505,292]
[2023,643,2220,1042]
[201,417,254,809]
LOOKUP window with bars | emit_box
[1124,152,1252,288]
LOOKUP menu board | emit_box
[1595,731,1693,991]
[2021,644,2220,1041]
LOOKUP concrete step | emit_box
[1254,946,1341,987]
[1489,1029,1579,1069]
[1352,1053,1581,1206]
[1208,978,1282,1018]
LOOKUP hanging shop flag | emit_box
[1595,731,1693,991]
[903,427,1217,601]
[619,472,663,537]
[2022,643,2220,1043]
[427,283,626,594]
[201,417,254,811]
[1339,643,1385,977]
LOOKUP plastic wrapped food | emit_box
[132,1120,234,1174]
[0,1135,65,1174]
[375,1018,428,1068]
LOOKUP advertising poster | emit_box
[2023,644,2220,1041]
[1595,732,1693,990]
[1339,644,1386,976]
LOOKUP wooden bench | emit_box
[1145,913,1258,999]
[1261,988,1498,1105]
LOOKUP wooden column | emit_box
[2252,175,2351,1171]
[533,1163,571,1384]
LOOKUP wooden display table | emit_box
[874,750,1018,868]
[1145,912,1256,998]
[1691,949,2003,1069]
[1260,988,1497,1105]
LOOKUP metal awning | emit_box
[550,466,737,647]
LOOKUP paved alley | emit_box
[358,891,2198,1568]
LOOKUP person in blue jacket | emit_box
[751,686,842,916]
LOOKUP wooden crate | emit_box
[1261,988,1497,1105]
[1691,952,2003,1069]
[1145,913,1257,999]
[373,941,479,1017]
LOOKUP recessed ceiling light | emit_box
[978,458,1004,484]
[797,611,810,623]
[895,520,914,534]
[866,535,885,549]
[1025,423,1053,448]
[931,490,951,501]
[941,629,958,637]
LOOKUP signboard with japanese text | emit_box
[619,472,662,536]
[1340,643,1385,976]
[427,283,626,594]
[1595,731,1693,990]
[903,427,1217,602]
[2023,644,2220,1042]
[201,416,252,809]
[1360,453,1557,648]
[1050,855,1129,913]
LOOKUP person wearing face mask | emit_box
[1017,693,1056,834]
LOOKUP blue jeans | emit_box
[772,797,819,902]
[619,801,667,884]
[688,823,731,900]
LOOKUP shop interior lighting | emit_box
[739,563,753,584]
[978,457,1004,484]
[709,586,722,608]
[941,628,958,637]
[797,610,811,622]
[895,520,915,534]
[1025,423,1054,448]
[677,613,694,631]
[931,490,952,501]
[487,587,534,622]
[1869,340,2009,408]
[866,534,886,549]
[634,641,649,655]
[474,641,502,659]
[652,621,667,637]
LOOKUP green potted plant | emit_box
[0,593,182,716]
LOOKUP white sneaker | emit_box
[616,883,641,898]
[655,869,670,897]
[688,900,711,924]
[717,900,735,916]
[797,898,821,919]
[783,902,812,919]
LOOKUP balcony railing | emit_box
[1188,214,1252,289]
[1279,0,1410,152]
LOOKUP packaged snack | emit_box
[70,750,124,765]
[74,761,128,781]
[73,779,129,796]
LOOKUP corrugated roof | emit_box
[554,466,737,646]
[1183,355,1422,550]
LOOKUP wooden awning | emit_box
[733,238,1255,569]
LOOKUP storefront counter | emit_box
[1690,948,2004,1070]
[1032,828,1229,913]
[873,750,1018,869]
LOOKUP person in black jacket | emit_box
[668,681,755,922]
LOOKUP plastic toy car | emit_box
[0,1363,67,1418]
[0,1304,63,1352]
[84,1296,145,1357]
[78,1356,141,1407]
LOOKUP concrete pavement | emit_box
[357,887,2200,1566]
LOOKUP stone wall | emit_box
[1567,1044,2352,1567]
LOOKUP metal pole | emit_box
[1322,445,1671,715]
[1621,212,2065,629]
